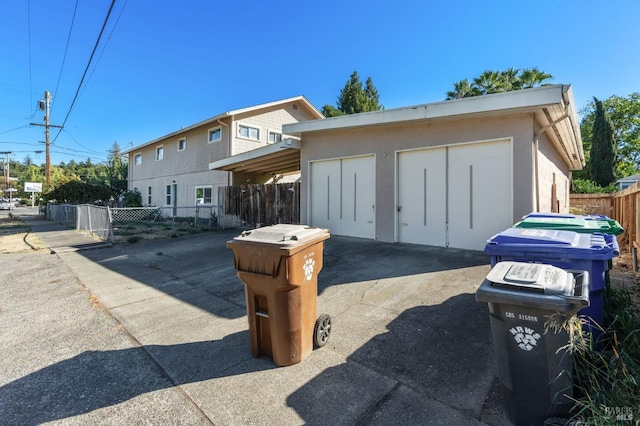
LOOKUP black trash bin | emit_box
[476,261,590,426]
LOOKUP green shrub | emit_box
[569,285,640,423]
[572,178,618,194]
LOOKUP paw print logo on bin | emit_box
[303,258,315,281]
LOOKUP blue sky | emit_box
[1,1,639,166]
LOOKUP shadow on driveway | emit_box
[0,331,277,425]
[287,293,496,425]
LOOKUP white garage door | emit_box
[397,140,512,250]
[309,155,375,238]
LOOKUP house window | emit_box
[147,186,152,205]
[239,124,260,141]
[156,145,164,161]
[178,138,186,151]
[208,127,222,143]
[195,186,212,205]
[165,185,172,206]
[134,153,142,166]
[268,131,282,144]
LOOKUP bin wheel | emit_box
[314,314,331,348]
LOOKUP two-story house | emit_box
[124,96,323,209]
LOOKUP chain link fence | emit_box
[46,203,115,243]
[46,203,233,244]
[77,205,114,243]
[110,205,228,228]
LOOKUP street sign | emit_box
[24,182,43,192]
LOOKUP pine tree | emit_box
[590,97,616,187]
[322,71,383,117]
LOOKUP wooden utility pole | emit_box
[31,90,62,185]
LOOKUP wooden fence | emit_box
[570,183,640,266]
[219,182,300,227]
[613,182,640,257]
[569,193,615,216]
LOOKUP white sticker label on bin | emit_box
[303,258,315,281]
[509,326,541,351]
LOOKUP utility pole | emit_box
[30,90,62,185]
[1,151,13,211]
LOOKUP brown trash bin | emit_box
[227,224,331,367]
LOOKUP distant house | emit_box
[615,174,640,190]
[212,85,585,251]
[124,96,323,208]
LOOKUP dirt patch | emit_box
[0,217,49,254]
[113,221,211,244]
[610,253,640,308]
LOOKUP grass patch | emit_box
[127,235,143,244]
[569,282,640,423]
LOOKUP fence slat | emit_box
[220,182,300,227]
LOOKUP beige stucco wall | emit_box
[128,99,319,206]
[299,113,541,242]
[131,170,230,207]
[536,129,571,213]
[231,103,313,156]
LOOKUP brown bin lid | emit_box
[231,224,329,247]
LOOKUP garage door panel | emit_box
[310,156,375,239]
[448,140,512,250]
[310,160,341,231]
[397,140,512,250]
[397,148,447,246]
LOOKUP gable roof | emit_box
[123,96,323,154]
[616,173,640,183]
[284,85,585,170]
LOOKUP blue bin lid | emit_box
[485,228,619,260]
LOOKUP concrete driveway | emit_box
[0,215,510,425]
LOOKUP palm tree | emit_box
[499,67,521,91]
[518,67,553,89]
[446,79,478,100]
[473,70,504,95]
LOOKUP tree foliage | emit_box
[574,93,640,181]
[571,178,617,194]
[4,143,129,204]
[589,97,616,187]
[322,71,383,117]
[44,180,113,204]
[445,67,553,99]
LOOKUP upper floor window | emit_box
[178,138,186,151]
[268,131,282,144]
[156,145,164,161]
[239,124,259,141]
[209,127,222,143]
[134,153,142,166]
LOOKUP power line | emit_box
[0,126,29,136]
[52,0,117,143]
[79,0,128,101]
[62,128,103,154]
[51,0,79,113]
[27,0,33,116]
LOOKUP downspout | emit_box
[217,118,231,186]
[533,113,569,211]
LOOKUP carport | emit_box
[209,139,301,183]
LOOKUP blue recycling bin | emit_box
[485,228,619,345]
